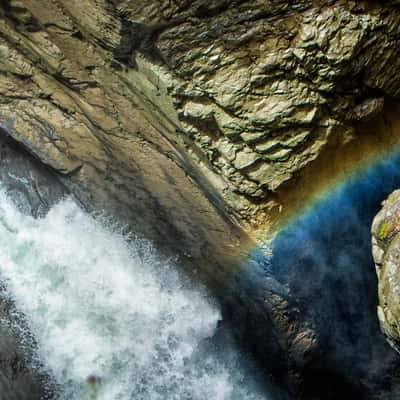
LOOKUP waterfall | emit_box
[0,189,272,400]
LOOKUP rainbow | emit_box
[257,101,400,241]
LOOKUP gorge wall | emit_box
[373,191,400,355]
[1,0,400,399]
[2,0,400,248]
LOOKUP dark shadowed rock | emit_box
[0,131,68,400]
[0,128,69,216]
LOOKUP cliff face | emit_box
[117,0,400,228]
[372,191,400,353]
[1,1,400,239]
[1,0,400,399]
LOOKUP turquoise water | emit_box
[0,190,271,400]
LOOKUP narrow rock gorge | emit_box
[0,0,400,399]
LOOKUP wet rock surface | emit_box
[0,133,67,399]
[0,284,56,400]
[0,129,69,216]
[0,1,399,399]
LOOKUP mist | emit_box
[268,152,400,397]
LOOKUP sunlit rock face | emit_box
[101,0,400,227]
[372,190,400,353]
[1,1,400,242]
[1,1,400,399]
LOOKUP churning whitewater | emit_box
[0,189,268,400]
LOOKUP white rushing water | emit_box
[0,189,270,400]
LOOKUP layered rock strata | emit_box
[0,1,400,237]
[1,1,400,399]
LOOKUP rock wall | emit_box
[1,0,400,399]
[120,0,400,228]
[1,1,400,240]
[372,190,400,353]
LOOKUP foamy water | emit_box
[0,190,270,400]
